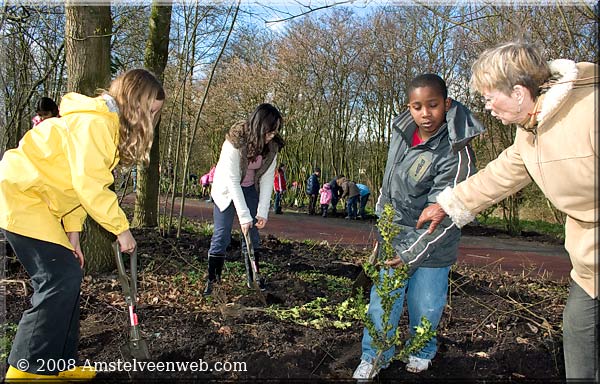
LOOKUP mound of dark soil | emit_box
[3,227,568,382]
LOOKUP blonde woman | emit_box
[417,41,598,381]
[1,69,165,380]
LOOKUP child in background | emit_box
[32,96,60,126]
[319,182,332,217]
[273,163,287,214]
[353,74,485,380]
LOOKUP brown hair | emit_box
[226,103,284,160]
[108,68,165,167]
[470,41,551,97]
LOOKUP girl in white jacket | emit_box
[203,103,284,296]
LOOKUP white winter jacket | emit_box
[210,139,277,225]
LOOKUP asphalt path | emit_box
[145,196,571,282]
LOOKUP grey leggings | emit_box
[562,280,599,381]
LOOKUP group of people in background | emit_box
[1,40,597,382]
[305,169,371,219]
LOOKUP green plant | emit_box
[1,323,18,360]
[360,203,436,374]
[295,271,352,296]
[266,295,366,330]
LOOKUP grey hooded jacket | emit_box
[376,99,486,274]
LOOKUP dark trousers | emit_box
[359,193,370,218]
[308,194,318,215]
[4,230,83,374]
[320,204,329,217]
[274,191,283,214]
[331,195,339,214]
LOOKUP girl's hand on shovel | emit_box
[117,229,137,253]
[240,221,253,235]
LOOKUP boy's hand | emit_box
[416,203,448,234]
[384,256,404,268]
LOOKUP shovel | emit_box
[112,242,151,360]
[241,230,267,305]
[351,242,379,297]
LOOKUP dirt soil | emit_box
[4,223,569,383]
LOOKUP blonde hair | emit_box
[108,69,165,167]
[470,41,551,97]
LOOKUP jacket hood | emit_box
[59,93,120,117]
[538,60,598,124]
[445,99,486,152]
[392,99,486,152]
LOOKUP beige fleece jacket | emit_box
[437,60,598,298]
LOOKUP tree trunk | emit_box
[65,3,114,274]
[132,2,172,228]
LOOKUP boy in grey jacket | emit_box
[353,74,486,380]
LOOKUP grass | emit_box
[476,215,565,241]
[1,323,18,360]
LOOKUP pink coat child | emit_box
[201,165,217,199]
[319,183,333,217]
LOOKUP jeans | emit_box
[359,193,370,218]
[5,231,83,374]
[562,280,599,381]
[361,265,451,365]
[347,195,359,218]
[274,191,283,213]
[209,185,260,256]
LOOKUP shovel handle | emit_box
[130,247,138,302]
[113,242,139,305]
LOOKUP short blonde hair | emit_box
[470,41,551,97]
[108,69,165,167]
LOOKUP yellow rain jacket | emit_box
[0,93,129,250]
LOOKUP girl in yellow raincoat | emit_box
[1,69,165,380]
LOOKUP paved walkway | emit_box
[143,196,572,281]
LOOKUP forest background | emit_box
[0,1,597,271]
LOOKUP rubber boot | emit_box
[5,365,61,382]
[57,366,97,380]
[203,255,224,296]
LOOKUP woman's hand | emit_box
[255,216,268,229]
[240,221,253,235]
[117,229,136,253]
[67,231,84,268]
[416,203,448,234]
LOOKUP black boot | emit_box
[203,255,224,296]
